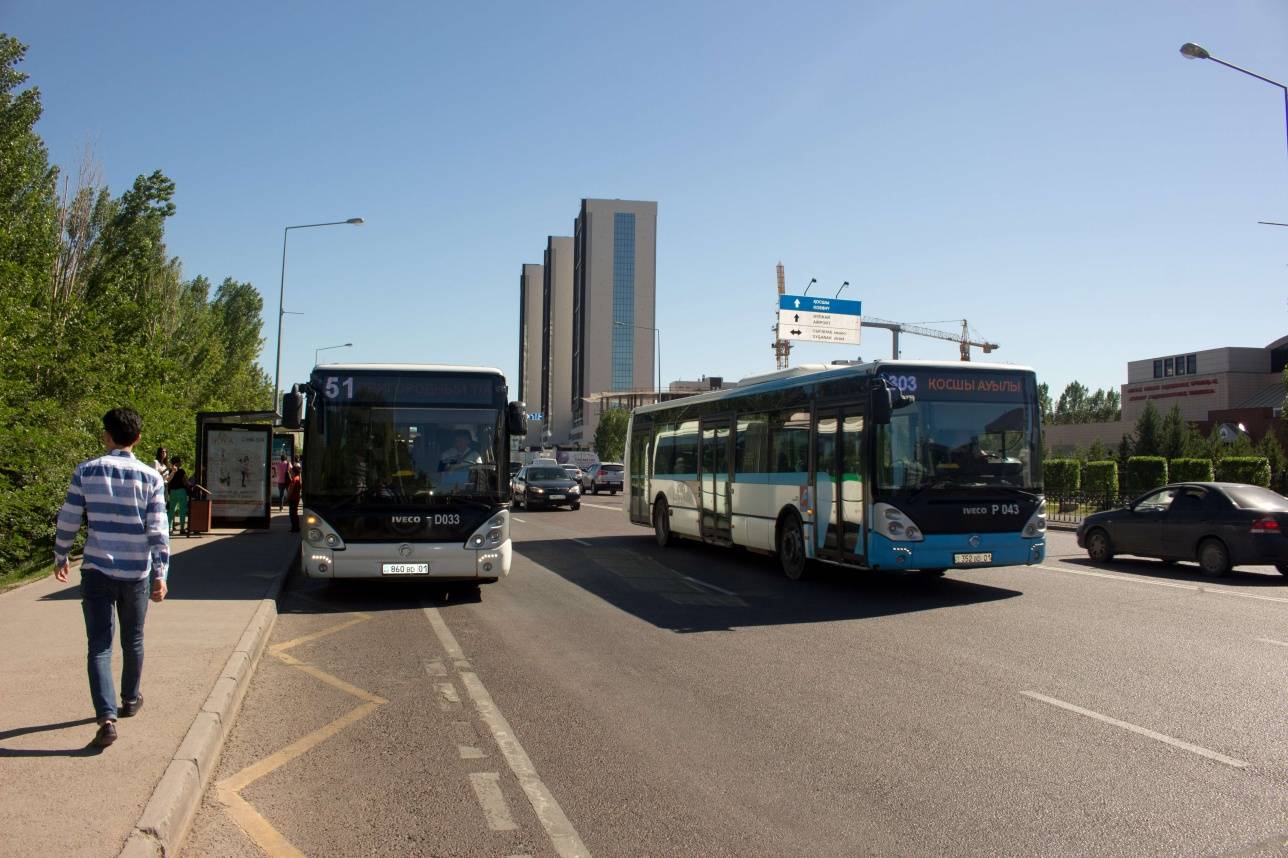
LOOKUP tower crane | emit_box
[861,317,998,361]
[772,262,793,369]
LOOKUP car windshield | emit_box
[1224,485,1288,510]
[527,467,567,480]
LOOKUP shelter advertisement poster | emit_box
[206,427,271,522]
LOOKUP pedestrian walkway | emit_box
[0,514,299,858]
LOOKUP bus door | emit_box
[628,415,652,525]
[698,416,733,543]
[814,405,865,563]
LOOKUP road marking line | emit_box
[422,604,466,660]
[581,503,620,511]
[459,745,485,759]
[460,671,591,858]
[276,653,388,705]
[218,789,306,858]
[511,516,528,523]
[570,538,592,546]
[425,658,448,677]
[680,575,739,596]
[470,772,520,831]
[221,701,383,792]
[436,681,461,710]
[1257,637,1288,648]
[270,614,372,654]
[1037,564,1288,604]
[1020,691,1248,768]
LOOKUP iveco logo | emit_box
[968,535,982,549]
[399,544,413,558]
[391,516,423,525]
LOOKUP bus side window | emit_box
[770,410,809,474]
[673,420,698,475]
[735,414,769,475]
[653,422,676,475]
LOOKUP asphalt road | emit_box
[187,497,1288,857]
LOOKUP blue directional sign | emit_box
[779,295,862,316]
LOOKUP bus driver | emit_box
[439,429,482,472]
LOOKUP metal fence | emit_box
[1044,492,1131,527]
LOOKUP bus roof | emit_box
[632,359,1035,416]
[311,362,504,375]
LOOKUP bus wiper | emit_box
[984,484,1041,502]
[907,478,966,503]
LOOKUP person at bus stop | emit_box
[274,453,290,509]
[167,455,190,535]
[54,407,169,749]
[286,464,302,532]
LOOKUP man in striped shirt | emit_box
[54,407,170,749]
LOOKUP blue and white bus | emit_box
[623,360,1045,579]
[282,364,527,583]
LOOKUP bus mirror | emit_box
[507,401,528,436]
[871,382,915,425]
[282,386,305,430]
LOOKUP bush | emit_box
[1043,459,1081,493]
[1125,456,1168,496]
[1169,458,1214,482]
[1215,456,1271,487]
[1083,460,1119,497]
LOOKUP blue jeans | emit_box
[81,569,150,722]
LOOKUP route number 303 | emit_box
[882,373,918,392]
[324,377,355,399]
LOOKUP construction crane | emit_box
[772,262,793,369]
[861,317,998,361]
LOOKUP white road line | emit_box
[469,772,519,831]
[580,502,620,511]
[570,538,592,547]
[1257,637,1288,648]
[1020,691,1248,768]
[511,516,528,523]
[459,745,485,759]
[435,681,461,709]
[424,607,591,857]
[680,575,739,596]
[1037,563,1288,604]
[461,672,591,857]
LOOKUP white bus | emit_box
[282,364,527,582]
[624,360,1045,579]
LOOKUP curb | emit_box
[117,558,293,858]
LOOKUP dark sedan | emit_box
[1076,482,1288,577]
[512,465,581,511]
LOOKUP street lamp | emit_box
[1180,42,1288,157]
[314,342,353,366]
[273,217,364,414]
[613,321,662,395]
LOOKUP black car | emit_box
[512,465,581,511]
[1076,482,1288,577]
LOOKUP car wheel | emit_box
[610,489,617,495]
[1275,562,1288,577]
[571,502,581,510]
[654,497,673,547]
[592,483,599,495]
[1198,538,1232,577]
[1085,529,1114,564]
[777,512,808,581]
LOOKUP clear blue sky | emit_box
[9,1,1288,401]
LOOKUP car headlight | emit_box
[569,484,580,494]
[1022,501,1046,538]
[531,486,545,494]
[874,503,923,542]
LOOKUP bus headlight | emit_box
[303,510,345,550]
[1022,502,1046,538]
[874,503,924,542]
[467,511,509,550]
[308,528,324,543]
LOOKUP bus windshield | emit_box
[878,398,1038,492]
[307,405,500,505]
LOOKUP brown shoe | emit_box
[120,694,143,717]
[92,721,117,747]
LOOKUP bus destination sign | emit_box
[313,374,497,405]
[880,370,1028,401]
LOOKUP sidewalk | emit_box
[0,513,300,858]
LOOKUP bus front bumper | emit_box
[303,539,512,580]
[867,531,1044,571]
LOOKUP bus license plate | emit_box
[953,553,992,565]
[382,563,429,575]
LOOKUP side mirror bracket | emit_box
[507,401,528,436]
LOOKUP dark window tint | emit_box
[1164,358,1173,377]
[1224,485,1288,510]
[769,410,810,474]
[1187,354,1197,374]
[1153,360,1162,379]
[601,464,623,473]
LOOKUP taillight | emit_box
[1251,517,1280,534]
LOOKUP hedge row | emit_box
[1042,456,1271,496]
[1215,456,1271,487]
[1083,461,1119,496]
[1042,459,1081,493]
[1169,458,1214,482]
[1125,456,1168,496]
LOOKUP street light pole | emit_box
[314,342,353,366]
[1180,42,1288,158]
[273,217,363,414]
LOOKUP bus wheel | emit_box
[777,513,807,580]
[654,498,673,547]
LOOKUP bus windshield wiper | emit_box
[982,484,1041,502]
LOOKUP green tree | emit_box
[1159,405,1203,460]
[593,408,630,462]
[1134,401,1161,456]
[1258,431,1287,492]
[1052,381,1121,424]
[1037,382,1052,424]
[1086,439,1110,462]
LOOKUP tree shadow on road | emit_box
[516,534,1023,633]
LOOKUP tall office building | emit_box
[542,236,575,445]
[570,199,657,445]
[517,263,544,445]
